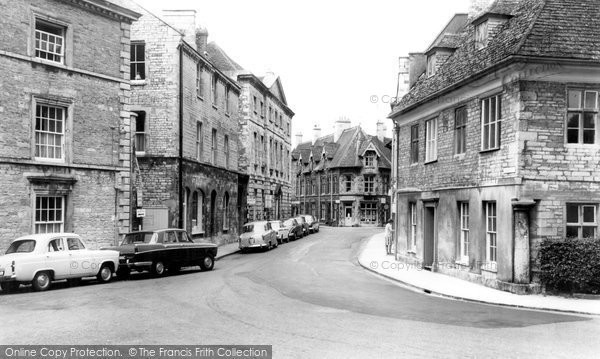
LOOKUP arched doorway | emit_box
[210,190,217,236]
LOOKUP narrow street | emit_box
[1,227,598,358]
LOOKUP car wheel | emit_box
[32,271,51,292]
[97,264,113,283]
[200,255,214,271]
[151,261,166,277]
[0,282,19,293]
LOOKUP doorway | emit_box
[423,205,436,269]
[344,205,353,227]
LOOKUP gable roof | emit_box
[391,0,600,117]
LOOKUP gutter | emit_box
[178,44,184,229]
[389,55,600,118]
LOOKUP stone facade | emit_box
[0,0,139,250]
[237,74,294,222]
[390,0,600,294]
[292,125,392,227]
[128,7,245,245]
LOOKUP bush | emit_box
[539,238,600,294]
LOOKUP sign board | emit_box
[380,198,387,204]
[136,209,146,218]
[247,198,256,205]
[335,200,340,204]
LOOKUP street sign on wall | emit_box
[136,209,146,218]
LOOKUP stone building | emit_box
[0,0,139,250]
[291,120,392,227]
[206,45,295,222]
[389,0,600,293]
[126,6,247,245]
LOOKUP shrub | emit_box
[539,238,600,294]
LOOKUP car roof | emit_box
[245,221,268,225]
[12,233,80,243]
[124,228,185,234]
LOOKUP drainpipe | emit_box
[178,44,184,229]
[393,122,400,261]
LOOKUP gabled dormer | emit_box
[472,12,512,50]
[424,14,468,77]
[360,142,381,168]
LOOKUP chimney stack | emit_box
[376,120,386,142]
[334,117,352,143]
[295,133,303,146]
[195,27,209,54]
[162,10,197,50]
[312,125,321,144]
[396,56,410,100]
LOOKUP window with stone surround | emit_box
[196,64,204,98]
[425,118,438,162]
[566,203,597,239]
[459,202,469,263]
[134,111,146,154]
[35,18,65,64]
[35,103,66,161]
[409,202,417,252]
[196,122,203,160]
[426,54,436,77]
[211,129,217,165]
[485,202,497,268]
[364,175,375,193]
[224,135,229,168]
[567,90,598,144]
[455,106,467,154]
[35,195,64,233]
[344,175,352,193]
[225,87,231,114]
[410,124,419,164]
[360,202,377,224]
[481,94,501,151]
[364,151,376,167]
[382,175,389,195]
[191,190,204,234]
[130,42,145,80]
[223,192,230,231]
[211,75,218,107]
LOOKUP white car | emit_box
[0,233,119,292]
[239,221,278,251]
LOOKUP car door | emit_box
[66,237,94,277]
[45,237,71,280]
[164,230,181,265]
[178,231,196,266]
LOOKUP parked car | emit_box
[283,218,304,241]
[0,233,119,292]
[239,221,277,251]
[103,229,217,277]
[295,216,310,237]
[303,214,320,234]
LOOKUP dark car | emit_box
[294,216,310,237]
[271,218,303,243]
[303,214,320,234]
[103,229,217,277]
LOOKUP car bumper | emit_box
[239,243,268,249]
[0,274,17,282]
[119,259,152,270]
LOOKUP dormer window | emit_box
[475,21,488,50]
[427,54,436,77]
[364,151,376,167]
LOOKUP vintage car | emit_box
[303,214,320,234]
[0,233,119,292]
[272,218,303,243]
[294,216,310,237]
[103,229,217,277]
[239,221,278,251]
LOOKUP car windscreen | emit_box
[296,217,305,223]
[284,219,296,227]
[242,225,254,233]
[121,232,154,245]
[6,240,36,254]
[270,222,282,230]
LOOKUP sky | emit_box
[137,0,471,147]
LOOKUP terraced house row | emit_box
[389,0,600,293]
[0,0,295,250]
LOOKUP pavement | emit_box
[358,232,600,316]
[215,241,240,260]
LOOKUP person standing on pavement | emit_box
[385,219,394,255]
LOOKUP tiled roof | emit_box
[426,14,469,53]
[292,126,391,171]
[206,42,245,73]
[392,0,600,115]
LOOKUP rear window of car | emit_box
[242,225,254,233]
[296,217,305,223]
[284,219,296,227]
[122,232,154,245]
[270,221,283,230]
[6,240,36,254]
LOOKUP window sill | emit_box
[424,159,438,165]
[479,147,500,154]
[455,259,469,267]
[33,157,66,164]
[225,112,230,118]
[135,151,146,156]
[197,95,204,101]
[212,104,218,110]
[131,79,146,86]
[564,143,599,148]
[480,263,498,273]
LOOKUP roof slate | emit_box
[392,0,600,115]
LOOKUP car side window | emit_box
[166,232,177,243]
[48,238,64,252]
[174,231,184,242]
[155,232,164,243]
[67,238,85,251]
[180,232,193,243]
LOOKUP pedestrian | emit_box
[385,219,393,255]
